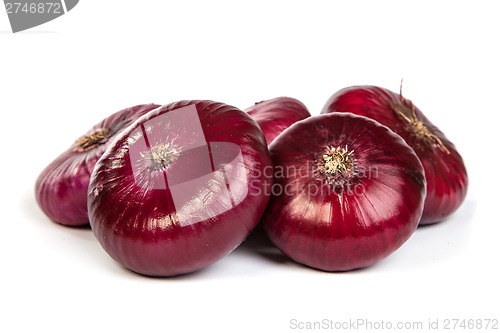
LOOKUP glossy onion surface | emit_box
[262,113,426,271]
[35,104,159,226]
[88,100,273,276]
[322,86,468,224]
[245,97,311,145]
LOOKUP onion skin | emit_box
[262,113,426,271]
[321,86,468,224]
[244,97,311,145]
[35,104,160,226]
[88,100,273,276]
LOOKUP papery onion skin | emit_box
[245,97,311,145]
[262,113,426,271]
[35,104,160,226]
[88,100,273,277]
[321,86,468,224]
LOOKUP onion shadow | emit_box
[375,199,477,271]
[236,223,292,265]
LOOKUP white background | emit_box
[1,1,498,332]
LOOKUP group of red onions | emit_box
[35,85,468,276]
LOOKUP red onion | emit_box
[35,104,160,226]
[244,97,311,145]
[88,100,273,276]
[262,113,426,271]
[322,85,468,224]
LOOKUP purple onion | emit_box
[262,113,426,271]
[88,100,273,276]
[322,85,467,224]
[35,104,160,226]
[245,97,311,145]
